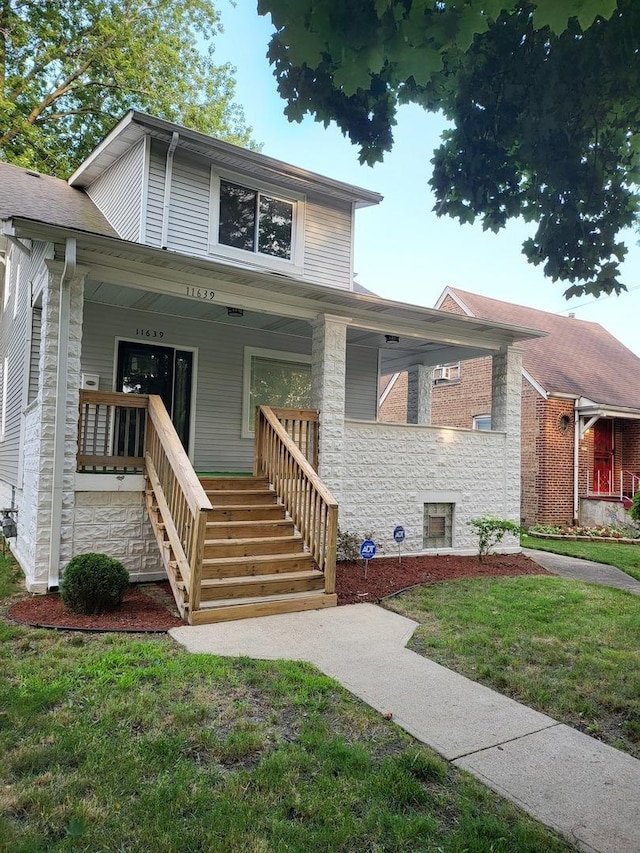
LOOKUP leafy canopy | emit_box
[259,1,637,298]
[0,0,254,176]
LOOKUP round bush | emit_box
[60,553,129,615]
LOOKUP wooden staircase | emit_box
[187,476,337,623]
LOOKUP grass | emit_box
[386,575,640,758]
[522,532,640,581]
[0,555,576,852]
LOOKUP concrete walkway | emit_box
[170,602,640,853]
[524,547,640,594]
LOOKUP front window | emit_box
[218,179,294,260]
[242,347,312,436]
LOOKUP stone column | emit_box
[407,365,433,424]
[492,346,523,523]
[27,260,86,589]
[311,313,349,500]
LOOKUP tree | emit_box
[259,1,636,298]
[0,0,254,176]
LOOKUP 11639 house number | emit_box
[185,286,215,300]
[136,329,164,338]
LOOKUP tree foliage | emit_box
[259,0,637,298]
[0,0,254,176]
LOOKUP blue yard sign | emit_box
[359,539,377,560]
[393,526,405,543]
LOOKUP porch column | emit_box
[491,346,523,523]
[407,365,433,424]
[29,258,87,589]
[311,313,349,499]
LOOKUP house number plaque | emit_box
[135,329,164,338]
[185,286,215,300]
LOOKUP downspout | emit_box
[48,237,76,588]
[160,132,179,249]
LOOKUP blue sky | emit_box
[213,2,640,356]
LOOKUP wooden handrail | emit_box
[78,389,148,472]
[145,395,212,616]
[269,407,319,470]
[254,405,338,593]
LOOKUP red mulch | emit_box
[8,581,183,633]
[7,554,548,631]
[335,552,549,605]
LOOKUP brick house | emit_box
[380,287,640,528]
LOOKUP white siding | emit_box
[0,241,49,485]
[304,193,352,289]
[142,141,355,289]
[345,345,378,420]
[86,139,146,241]
[145,142,166,247]
[166,153,210,256]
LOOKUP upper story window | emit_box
[210,171,305,272]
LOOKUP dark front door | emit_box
[592,419,614,493]
[117,341,193,451]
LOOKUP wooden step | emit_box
[199,476,268,491]
[205,489,278,506]
[201,551,314,580]
[189,591,337,624]
[208,505,287,523]
[206,519,296,539]
[198,569,325,601]
[203,535,304,559]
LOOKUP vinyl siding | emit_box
[304,193,352,289]
[0,241,49,484]
[81,302,377,471]
[142,141,354,288]
[345,345,378,420]
[86,138,146,242]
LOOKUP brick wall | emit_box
[538,399,576,526]
[379,372,409,422]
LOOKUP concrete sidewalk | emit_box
[170,604,640,853]
[524,547,640,594]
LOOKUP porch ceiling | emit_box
[14,217,546,365]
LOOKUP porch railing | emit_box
[78,389,148,472]
[144,395,212,616]
[270,407,319,470]
[585,469,640,500]
[254,405,337,593]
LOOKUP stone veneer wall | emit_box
[73,489,163,581]
[339,420,518,554]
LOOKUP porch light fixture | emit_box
[227,307,244,317]
[385,334,399,344]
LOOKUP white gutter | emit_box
[160,131,179,249]
[573,405,601,523]
[48,237,76,587]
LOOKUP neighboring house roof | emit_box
[0,162,118,238]
[438,287,640,411]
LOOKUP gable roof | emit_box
[439,287,640,411]
[0,162,118,238]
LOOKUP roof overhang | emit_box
[68,111,383,209]
[8,216,547,363]
[575,397,640,421]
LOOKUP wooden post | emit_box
[188,508,208,617]
[324,504,338,594]
[253,407,263,477]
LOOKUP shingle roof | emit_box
[0,162,118,238]
[447,288,640,411]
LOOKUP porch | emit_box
[77,390,337,624]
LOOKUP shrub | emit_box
[468,517,523,562]
[630,492,640,524]
[60,553,129,615]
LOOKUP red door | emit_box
[592,419,614,493]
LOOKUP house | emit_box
[380,287,640,529]
[0,112,542,623]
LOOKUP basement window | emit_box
[423,503,453,548]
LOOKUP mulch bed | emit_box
[7,553,548,632]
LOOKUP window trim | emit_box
[209,168,305,273]
[1,357,8,439]
[241,346,312,439]
[473,413,492,431]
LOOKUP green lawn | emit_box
[0,555,575,853]
[386,575,640,758]
[522,532,640,581]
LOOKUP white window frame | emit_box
[473,413,492,431]
[1,358,8,439]
[241,346,312,439]
[209,168,305,274]
[13,259,21,319]
[2,250,11,312]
